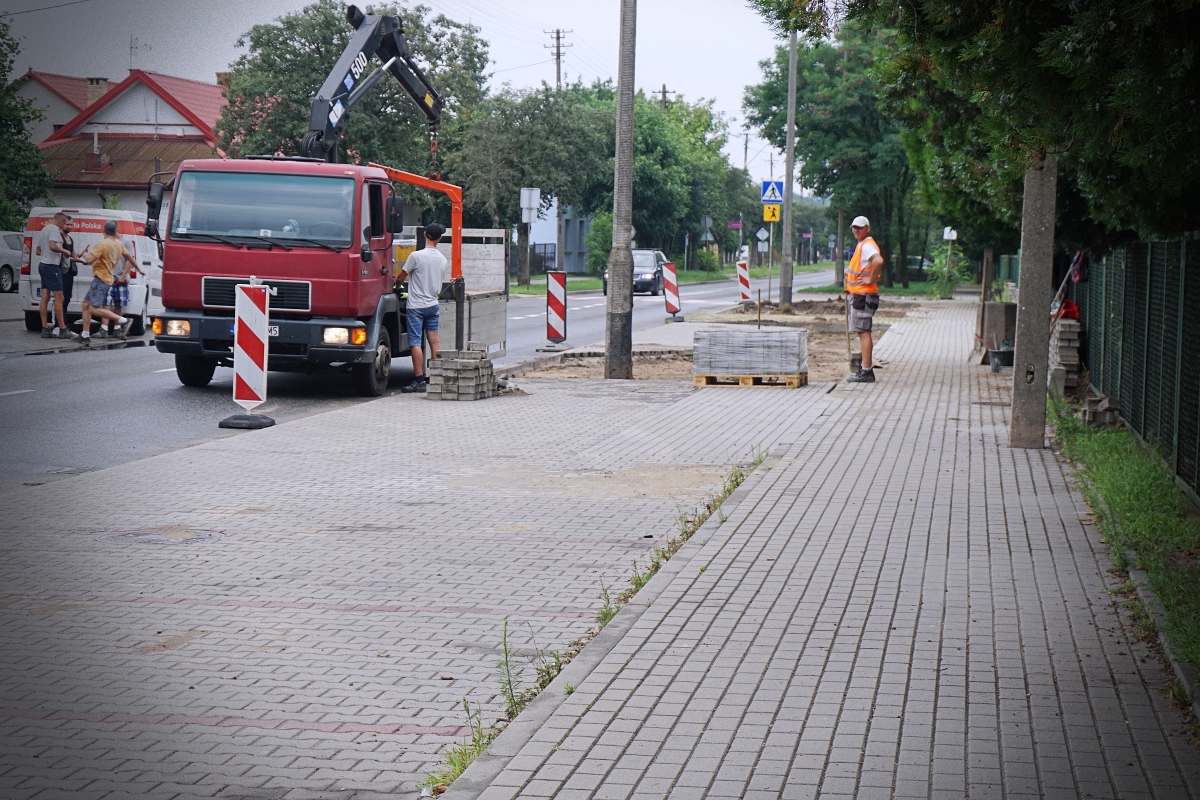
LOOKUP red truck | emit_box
[148,5,464,397]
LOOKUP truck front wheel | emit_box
[353,327,392,397]
[176,354,217,387]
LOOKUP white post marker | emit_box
[220,278,276,429]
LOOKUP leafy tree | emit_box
[216,0,487,182]
[442,84,611,229]
[852,0,1200,238]
[744,22,917,285]
[0,19,53,230]
[583,210,613,274]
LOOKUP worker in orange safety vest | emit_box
[845,215,883,383]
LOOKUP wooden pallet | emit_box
[693,373,808,388]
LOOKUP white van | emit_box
[20,207,163,335]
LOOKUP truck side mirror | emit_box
[146,182,164,238]
[386,196,404,234]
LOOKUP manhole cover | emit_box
[101,527,223,546]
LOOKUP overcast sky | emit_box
[5,0,787,185]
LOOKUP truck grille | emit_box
[201,277,311,312]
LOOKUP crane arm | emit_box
[302,4,443,163]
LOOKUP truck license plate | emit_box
[230,324,280,337]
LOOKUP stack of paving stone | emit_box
[1079,395,1120,426]
[1049,318,1082,390]
[427,347,496,401]
[693,329,808,375]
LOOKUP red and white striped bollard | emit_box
[663,260,681,319]
[546,270,567,344]
[737,259,752,304]
[220,279,275,429]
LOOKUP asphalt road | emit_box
[0,271,831,494]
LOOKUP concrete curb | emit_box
[438,450,783,800]
[1124,547,1200,721]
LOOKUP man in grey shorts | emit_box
[845,215,883,383]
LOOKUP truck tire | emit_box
[353,326,392,397]
[25,311,42,332]
[176,354,217,387]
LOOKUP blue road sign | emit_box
[761,181,783,204]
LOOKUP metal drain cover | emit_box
[102,527,223,545]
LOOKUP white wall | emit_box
[43,189,146,213]
[71,83,201,138]
[16,81,79,144]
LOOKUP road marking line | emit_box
[154,368,176,373]
[0,389,34,398]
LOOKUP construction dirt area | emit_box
[518,299,913,384]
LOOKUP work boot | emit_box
[41,327,52,338]
[56,328,73,339]
[847,367,876,383]
[401,379,427,394]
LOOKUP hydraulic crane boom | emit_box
[302,4,443,166]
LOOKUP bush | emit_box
[695,248,720,272]
[584,211,612,275]
[925,241,972,299]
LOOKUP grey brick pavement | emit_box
[0,366,831,798]
[474,302,1200,799]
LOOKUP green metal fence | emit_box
[997,254,1021,285]
[1070,239,1200,503]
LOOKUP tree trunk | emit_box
[605,0,637,380]
[517,222,530,287]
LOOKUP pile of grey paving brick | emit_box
[1079,395,1120,426]
[1049,318,1082,391]
[427,346,497,401]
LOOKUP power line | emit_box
[491,58,555,75]
[2,0,97,15]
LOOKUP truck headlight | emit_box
[323,327,350,344]
[164,320,190,336]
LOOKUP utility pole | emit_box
[743,132,749,173]
[779,30,798,307]
[605,0,636,380]
[545,28,573,270]
[659,83,674,109]
[836,209,845,287]
[1010,155,1058,448]
[544,29,573,90]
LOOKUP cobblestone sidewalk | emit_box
[473,302,1200,800]
[0,363,831,798]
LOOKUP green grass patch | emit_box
[725,261,834,280]
[798,280,937,296]
[1049,399,1200,689]
[418,699,496,794]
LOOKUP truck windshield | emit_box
[169,172,356,248]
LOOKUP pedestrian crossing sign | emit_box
[761,181,783,203]
[763,204,780,222]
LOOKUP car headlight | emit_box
[638,274,654,280]
[163,319,190,336]
[323,327,349,344]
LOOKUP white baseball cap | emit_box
[851,216,870,228]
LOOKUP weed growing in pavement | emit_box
[497,620,524,720]
[419,699,495,795]
[616,454,766,604]
[596,581,618,629]
[1166,676,1191,710]
[423,455,769,795]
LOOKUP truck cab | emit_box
[152,158,404,396]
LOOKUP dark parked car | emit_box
[603,249,671,295]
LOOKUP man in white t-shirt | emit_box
[35,213,72,338]
[398,223,447,393]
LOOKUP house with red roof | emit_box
[26,69,227,212]
[13,70,113,143]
